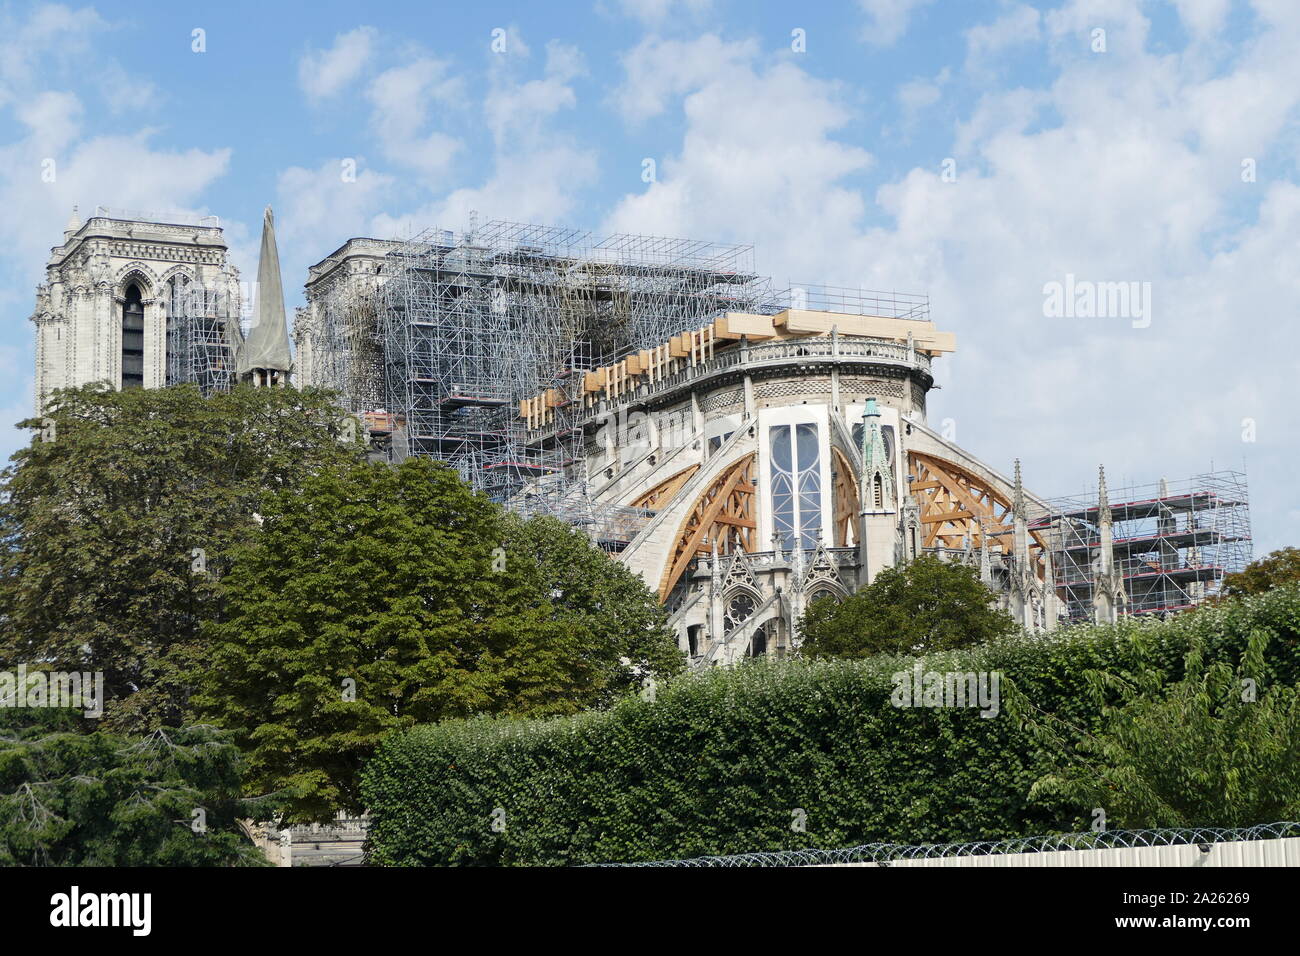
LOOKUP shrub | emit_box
[361,585,1300,865]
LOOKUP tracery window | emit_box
[807,587,842,608]
[724,590,757,633]
[770,422,821,549]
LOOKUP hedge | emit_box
[360,586,1300,865]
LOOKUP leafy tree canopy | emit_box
[1028,629,1300,828]
[0,383,362,732]
[797,554,1017,659]
[197,457,681,822]
[1217,547,1300,599]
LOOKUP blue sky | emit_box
[2,0,1297,553]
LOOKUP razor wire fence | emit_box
[590,821,1300,867]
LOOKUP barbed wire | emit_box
[591,821,1300,867]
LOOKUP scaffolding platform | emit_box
[1053,489,1248,524]
[1043,470,1251,621]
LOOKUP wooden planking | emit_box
[775,309,956,352]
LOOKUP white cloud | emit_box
[1171,0,1232,41]
[610,0,714,26]
[897,67,950,133]
[0,3,105,108]
[613,33,758,122]
[605,36,872,283]
[299,26,378,101]
[964,4,1042,69]
[15,90,83,155]
[366,57,464,177]
[858,0,934,47]
[370,33,596,232]
[606,1,1300,552]
[486,41,584,142]
[277,159,396,246]
[0,126,231,274]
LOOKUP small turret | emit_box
[858,398,898,585]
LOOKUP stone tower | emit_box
[30,208,242,412]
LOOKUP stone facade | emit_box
[30,209,242,412]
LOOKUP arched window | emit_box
[750,624,768,657]
[807,587,842,607]
[122,283,145,389]
[770,422,821,549]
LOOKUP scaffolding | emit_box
[513,472,656,551]
[165,278,239,395]
[374,220,771,500]
[302,272,387,413]
[1034,470,1252,621]
[768,284,930,320]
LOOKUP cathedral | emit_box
[30,210,1250,668]
[517,306,1074,663]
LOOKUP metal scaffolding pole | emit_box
[371,220,771,504]
[165,276,238,395]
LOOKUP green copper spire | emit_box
[859,399,894,512]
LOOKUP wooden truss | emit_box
[830,446,859,547]
[629,464,699,511]
[907,451,1046,556]
[660,453,757,599]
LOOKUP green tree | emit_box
[0,383,362,733]
[0,707,268,866]
[798,553,1017,658]
[498,512,684,711]
[198,457,681,821]
[1028,630,1300,828]
[1216,547,1300,600]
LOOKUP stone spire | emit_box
[858,398,898,586]
[859,399,894,513]
[708,537,723,643]
[1093,465,1121,624]
[1012,460,1028,552]
[1010,458,1034,628]
[237,206,293,386]
[64,206,81,240]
